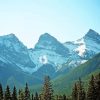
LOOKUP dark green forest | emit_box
[0,73,100,100]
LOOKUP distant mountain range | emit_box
[0,29,100,88]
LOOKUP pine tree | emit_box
[77,78,86,100]
[24,83,30,100]
[39,94,43,100]
[4,85,11,100]
[56,95,59,100]
[0,83,3,100]
[31,94,34,100]
[63,94,67,100]
[38,94,43,100]
[87,75,97,100]
[58,95,63,100]
[12,86,17,100]
[18,89,25,100]
[95,73,100,100]
[18,89,21,100]
[34,92,39,100]
[72,83,78,100]
[42,76,54,100]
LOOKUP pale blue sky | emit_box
[0,0,100,48]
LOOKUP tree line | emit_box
[0,73,100,100]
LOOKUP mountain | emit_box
[0,29,100,87]
[0,33,36,73]
[83,29,100,57]
[64,29,100,57]
[29,33,69,72]
[1,30,99,74]
[29,29,100,79]
[63,29,100,69]
[35,33,69,56]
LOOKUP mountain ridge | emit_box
[0,29,100,73]
[34,32,69,57]
[0,29,100,87]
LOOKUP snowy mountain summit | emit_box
[74,29,100,58]
[35,33,69,56]
[0,33,36,73]
[84,29,100,42]
[29,33,69,71]
[0,33,27,52]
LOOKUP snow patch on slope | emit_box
[39,55,48,64]
[29,49,68,71]
[74,38,86,56]
[75,44,86,56]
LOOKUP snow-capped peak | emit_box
[84,29,100,43]
[34,33,69,57]
[35,33,58,49]
[0,33,17,40]
[85,29,99,37]
[40,33,53,38]
[0,33,27,52]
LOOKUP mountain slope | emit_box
[35,33,69,56]
[0,29,100,88]
[63,29,100,69]
[29,33,69,72]
[53,53,100,94]
[0,59,42,88]
[0,33,36,73]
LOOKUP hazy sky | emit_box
[0,0,100,48]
